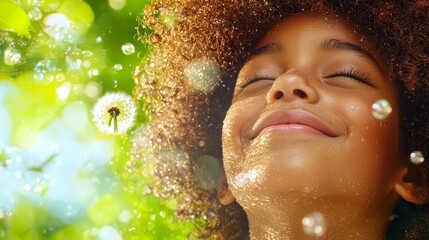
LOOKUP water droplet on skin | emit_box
[121,43,135,55]
[3,47,21,66]
[410,151,424,165]
[113,63,123,71]
[371,99,392,120]
[28,7,43,21]
[302,211,327,237]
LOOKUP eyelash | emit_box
[238,74,275,89]
[238,68,372,89]
[325,67,373,86]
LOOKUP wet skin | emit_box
[221,13,406,239]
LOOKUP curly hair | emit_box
[134,0,429,239]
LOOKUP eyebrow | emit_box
[321,38,382,70]
[243,42,283,65]
[242,38,382,71]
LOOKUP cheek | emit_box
[333,93,401,196]
[221,97,264,180]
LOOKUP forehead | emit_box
[257,13,359,48]
[252,12,387,74]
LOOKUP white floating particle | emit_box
[28,7,43,21]
[3,47,21,66]
[118,210,132,223]
[82,50,93,58]
[302,212,327,237]
[56,83,71,100]
[98,226,122,240]
[371,99,392,120]
[85,82,102,98]
[109,0,126,10]
[121,43,135,55]
[184,59,220,92]
[88,68,99,78]
[410,151,424,165]
[43,13,73,42]
[113,64,123,71]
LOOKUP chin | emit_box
[227,155,331,206]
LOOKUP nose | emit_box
[266,71,319,104]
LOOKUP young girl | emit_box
[135,1,429,239]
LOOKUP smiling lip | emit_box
[248,109,339,140]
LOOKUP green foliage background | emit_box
[0,0,195,239]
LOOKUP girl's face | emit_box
[222,13,403,210]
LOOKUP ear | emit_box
[217,167,236,205]
[393,167,426,205]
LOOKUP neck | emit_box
[241,194,398,240]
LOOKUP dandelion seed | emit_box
[92,92,136,134]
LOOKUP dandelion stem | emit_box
[114,115,118,133]
[108,114,113,126]
[107,106,121,133]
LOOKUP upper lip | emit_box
[248,109,339,139]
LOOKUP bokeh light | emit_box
[183,59,220,92]
[302,211,327,237]
[371,99,392,120]
[410,151,425,165]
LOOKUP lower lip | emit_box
[255,124,328,139]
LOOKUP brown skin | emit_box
[220,13,420,240]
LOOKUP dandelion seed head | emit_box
[92,92,136,134]
[108,107,121,116]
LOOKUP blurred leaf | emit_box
[0,0,31,38]
[57,0,94,34]
[87,194,121,225]
[3,75,66,149]
[0,151,7,167]
[28,153,57,172]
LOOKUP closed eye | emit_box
[238,74,276,89]
[324,67,373,87]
